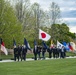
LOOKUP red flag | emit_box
[39,29,51,41]
[1,39,8,55]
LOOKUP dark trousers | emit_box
[22,53,26,61]
[14,54,18,61]
[49,52,52,58]
[18,54,21,61]
[53,52,55,58]
[34,53,37,60]
[61,52,64,58]
[38,52,41,59]
[42,52,45,59]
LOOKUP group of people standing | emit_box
[33,45,46,60]
[14,44,66,61]
[47,46,66,59]
[33,45,66,60]
[14,44,27,61]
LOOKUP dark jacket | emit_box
[22,47,27,54]
[33,46,38,54]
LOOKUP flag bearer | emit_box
[21,45,27,61]
[14,46,18,61]
[33,45,38,60]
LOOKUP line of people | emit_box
[14,44,27,61]
[33,45,66,60]
[47,46,66,59]
[14,44,66,61]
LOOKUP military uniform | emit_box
[14,47,18,61]
[17,45,22,61]
[33,45,38,60]
[21,46,27,61]
[42,47,46,59]
[37,45,42,59]
[47,47,52,58]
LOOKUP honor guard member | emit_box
[61,46,66,58]
[14,46,18,61]
[33,45,38,60]
[42,46,46,59]
[21,45,27,61]
[57,46,61,58]
[37,45,42,60]
[47,47,52,58]
[17,44,22,61]
[52,46,57,58]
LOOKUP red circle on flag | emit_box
[41,33,46,38]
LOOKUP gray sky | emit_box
[30,0,76,33]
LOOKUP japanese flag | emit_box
[39,29,51,41]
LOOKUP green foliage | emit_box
[0,0,23,48]
[51,23,71,44]
[67,32,76,39]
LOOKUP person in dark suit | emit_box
[14,46,18,61]
[52,46,57,58]
[64,47,66,58]
[33,45,38,60]
[17,44,22,61]
[21,45,27,61]
[42,46,46,59]
[37,45,42,60]
[57,46,61,58]
[61,46,66,58]
[47,47,52,58]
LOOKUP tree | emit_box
[49,2,61,25]
[14,0,30,27]
[31,3,41,40]
[0,0,23,48]
[51,23,70,43]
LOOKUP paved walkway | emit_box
[0,56,76,63]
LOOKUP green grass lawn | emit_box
[0,58,76,75]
